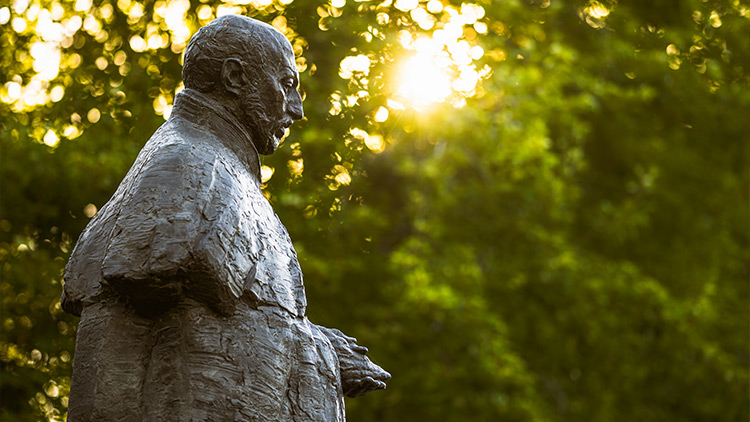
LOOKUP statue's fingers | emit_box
[345,377,380,397]
[373,369,391,382]
[362,359,390,381]
[345,381,369,398]
[329,327,347,339]
[352,344,369,355]
[356,377,378,396]
[362,377,386,391]
[361,376,385,391]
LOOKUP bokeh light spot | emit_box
[83,203,98,218]
[395,0,418,12]
[87,108,101,123]
[374,106,389,122]
[0,7,10,24]
[261,165,275,183]
[43,129,59,147]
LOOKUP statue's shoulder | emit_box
[129,118,235,192]
[143,118,214,163]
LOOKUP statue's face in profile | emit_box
[241,44,304,155]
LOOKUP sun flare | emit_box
[396,53,452,107]
[328,3,491,114]
[390,4,488,109]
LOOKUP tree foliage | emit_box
[1,0,748,420]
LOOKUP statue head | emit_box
[182,15,304,155]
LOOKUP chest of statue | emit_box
[194,142,307,317]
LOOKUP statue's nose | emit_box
[288,90,304,120]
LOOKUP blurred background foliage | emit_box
[1,0,748,420]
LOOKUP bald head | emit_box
[182,15,293,94]
[181,15,303,156]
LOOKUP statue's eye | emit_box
[282,78,295,89]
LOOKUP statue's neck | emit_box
[171,88,262,183]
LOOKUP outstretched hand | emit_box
[317,327,391,398]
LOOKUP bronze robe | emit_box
[63,89,344,421]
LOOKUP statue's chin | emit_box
[256,136,279,155]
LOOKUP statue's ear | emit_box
[221,58,247,97]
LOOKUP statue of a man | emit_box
[61,15,389,421]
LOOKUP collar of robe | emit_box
[171,88,262,185]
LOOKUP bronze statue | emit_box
[62,15,389,421]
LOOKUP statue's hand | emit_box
[318,327,391,398]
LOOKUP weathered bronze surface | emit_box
[62,15,389,421]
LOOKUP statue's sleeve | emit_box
[100,142,244,314]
